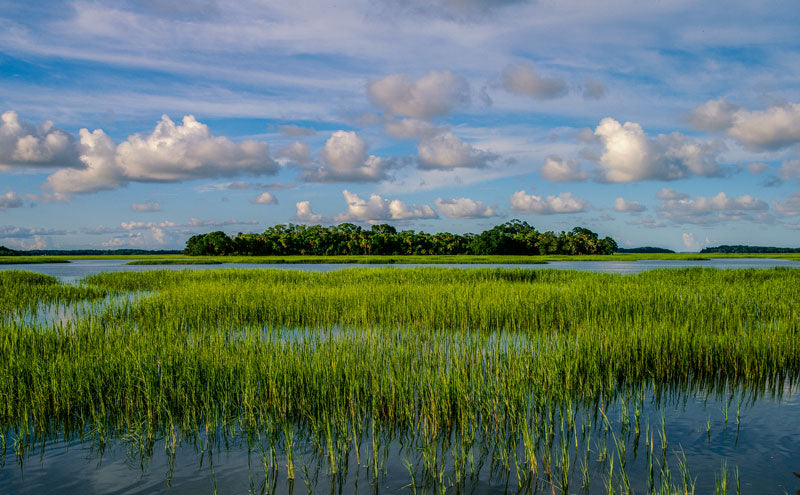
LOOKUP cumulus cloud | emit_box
[0,110,81,169]
[682,233,701,251]
[417,132,496,169]
[583,81,605,100]
[688,99,739,131]
[594,117,722,182]
[690,100,800,151]
[656,188,689,200]
[116,115,277,181]
[131,201,161,212]
[434,197,499,218]
[368,70,469,119]
[251,192,278,204]
[43,128,123,194]
[509,191,588,215]
[629,216,667,229]
[613,197,646,213]
[773,190,800,216]
[335,190,437,223]
[278,141,312,164]
[540,155,588,181]
[727,103,800,151]
[501,62,567,99]
[384,118,441,140]
[0,191,24,211]
[296,201,324,223]
[659,191,769,224]
[44,115,278,195]
[302,131,390,182]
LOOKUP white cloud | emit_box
[773,191,800,216]
[44,115,278,195]
[0,110,81,169]
[0,226,69,239]
[659,191,769,224]
[131,201,161,212]
[629,215,667,229]
[778,158,800,182]
[278,141,311,164]
[434,197,499,218]
[121,220,180,231]
[690,100,800,151]
[688,99,739,131]
[116,115,277,181]
[384,118,441,140]
[335,190,437,223]
[501,62,567,99]
[540,155,588,181]
[682,232,701,251]
[303,131,390,182]
[613,197,646,213]
[594,117,721,182]
[251,192,278,205]
[295,201,324,223]
[656,188,689,200]
[1,235,47,250]
[509,191,588,215]
[0,191,24,211]
[101,232,145,248]
[44,128,123,194]
[727,103,800,151]
[368,70,469,119]
[417,132,496,169]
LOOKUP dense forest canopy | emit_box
[616,247,675,254]
[0,246,16,256]
[184,220,619,256]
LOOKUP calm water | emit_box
[1,386,798,494]
[1,257,799,283]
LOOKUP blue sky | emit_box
[1,0,799,251]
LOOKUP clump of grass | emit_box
[1,266,798,491]
[0,257,70,265]
[125,259,223,265]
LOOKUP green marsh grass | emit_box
[0,257,70,264]
[1,267,799,492]
[124,259,223,265]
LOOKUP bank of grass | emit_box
[125,259,222,265]
[1,267,798,491]
[0,257,70,264]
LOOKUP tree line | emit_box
[701,245,800,254]
[184,220,619,256]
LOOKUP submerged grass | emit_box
[1,267,798,492]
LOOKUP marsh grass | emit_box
[125,259,223,265]
[0,257,70,265]
[1,267,799,492]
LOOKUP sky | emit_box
[1,0,799,251]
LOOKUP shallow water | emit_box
[1,386,798,494]
[1,257,799,283]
